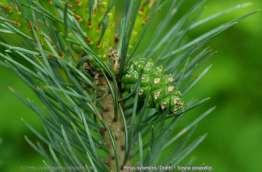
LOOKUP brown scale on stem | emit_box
[107,48,120,74]
[83,59,128,171]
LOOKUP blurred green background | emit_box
[0,0,261,171]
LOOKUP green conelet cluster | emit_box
[123,58,184,113]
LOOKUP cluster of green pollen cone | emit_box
[123,58,184,114]
[1,0,184,114]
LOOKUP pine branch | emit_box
[0,0,256,171]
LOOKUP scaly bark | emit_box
[87,62,126,171]
[101,93,126,171]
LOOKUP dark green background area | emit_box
[0,0,261,171]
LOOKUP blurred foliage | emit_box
[0,0,261,172]
[192,0,262,172]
